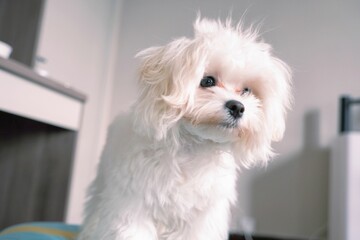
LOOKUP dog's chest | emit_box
[149,149,237,236]
[168,149,237,211]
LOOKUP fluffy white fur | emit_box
[78,18,292,240]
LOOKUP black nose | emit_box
[225,100,245,119]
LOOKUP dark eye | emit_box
[200,76,216,88]
[242,87,252,95]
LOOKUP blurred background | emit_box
[1,0,360,239]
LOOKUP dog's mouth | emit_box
[219,112,241,129]
[219,119,239,129]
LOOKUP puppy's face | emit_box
[135,18,292,165]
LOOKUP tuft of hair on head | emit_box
[193,15,262,45]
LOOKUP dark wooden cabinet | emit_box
[0,0,45,67]
[0,111,76,229]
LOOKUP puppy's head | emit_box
[134,18,292,166]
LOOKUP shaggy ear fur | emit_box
[267,57,292,142]
[233,54,292,168]
[134,38,207,141]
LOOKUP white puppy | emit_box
[78,18,292,240]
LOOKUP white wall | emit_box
[110,0,360,238]
[36,0,123,224]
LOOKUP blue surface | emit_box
[0,222,80,240]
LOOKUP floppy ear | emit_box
[267,57,292,142]
[133,38,207,140]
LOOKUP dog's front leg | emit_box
[79,203,158,240]
[83,218,157,240]
[111,219,158,240]
[185,199,231,240]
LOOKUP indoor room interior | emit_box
[0,0,359,240]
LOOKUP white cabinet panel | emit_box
[0,69,83,131]
[329,133,360,240]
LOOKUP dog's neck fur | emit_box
[153,120,236,157]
